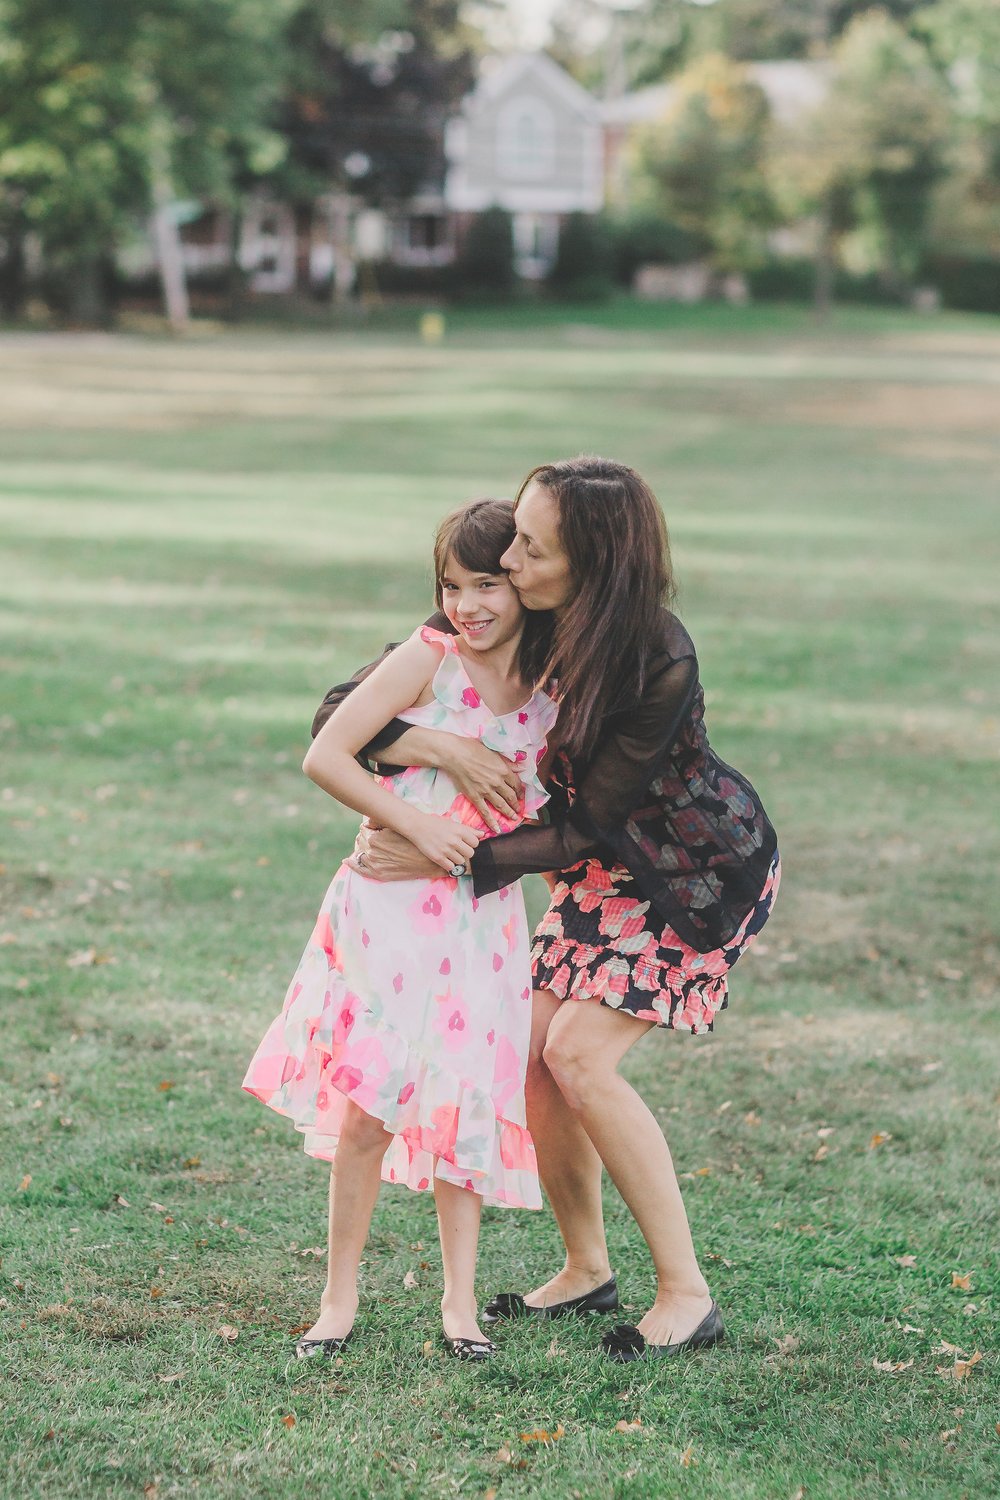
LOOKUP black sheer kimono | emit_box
[312,610,777,954]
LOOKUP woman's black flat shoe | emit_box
[601,1302,724,1362]
[295,1328,354,1359]
[443,1334,496,1362]
[482,1275,618,1325]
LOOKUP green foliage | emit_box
[631,53,775,271]
[608,212,710,286]
[547,212,613,300]
[455,205,515,298]
[919,252,1000,314]
[0,0,289,319]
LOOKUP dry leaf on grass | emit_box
[896,1254,917,1268]
[157,1373,183,1384]
[157,1081,175,1092]
[680,1445,697,1467]
[520,1425,564,1445]
[772,1334,800,1357]
[494,1446,528,1470]
[18,1175,31,1192]
[950,1271,973,1291]
[402,1270,419,1290]
[813,1145,829,1162]
[281,1414,296,1429]
[873,1358,914,1373]
[869,1132,892,1149]
[937,1352,982,1382]
[615,1419,643,1432]
[216,1325,239,1342]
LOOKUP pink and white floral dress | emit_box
[242,627,558,1210]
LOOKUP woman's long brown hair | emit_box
[433,499,554,688]
[516,457,675,761]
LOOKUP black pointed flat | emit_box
[482,1275,618,1325]
[601,1301,725,1362]
[443,1334,497,1362]
[294,1328,354,1359]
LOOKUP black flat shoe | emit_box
[482,1275,618,1325]
[601,1302,724,1362]
[294,1328,354,1359]
[443,1334,496,1362]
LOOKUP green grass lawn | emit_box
[1,302,998,1498]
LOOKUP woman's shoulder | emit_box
[647,609,697,672]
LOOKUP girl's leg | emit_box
[542,1001,714,1346]
[434,1174,488,1342]
[303,1099,392,1342]
[522,988,613,1306]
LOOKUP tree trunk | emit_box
[149,124,189,332]
[813,197,835,322]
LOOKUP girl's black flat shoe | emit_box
[443,1334,497,1362]
[294,1328,354,1359]
[482,1275,618,1325]
[601,1302,724,1362]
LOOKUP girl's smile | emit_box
[440,555,523,653]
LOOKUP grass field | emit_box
[1,301,998,1498]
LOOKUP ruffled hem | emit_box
[243,988,541,1210]
[530,934,729,1036]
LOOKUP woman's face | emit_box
[500,482,574,614]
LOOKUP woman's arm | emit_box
[303,636,481,875]
[354,657,698,889]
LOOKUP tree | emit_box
[630,52,774,271]
[770,10,950,305]
[918,0,1000,241]
[0,0,289,324]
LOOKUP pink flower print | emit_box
[418,1176,430,1190]
[439,957,451,975]
[492,1035,521,1111]
[461,685,481,709]
[310,911,343,970]
[521,986,530,1001]
[551,963,572,994]
[448,1008,466,1034]
[410,883,456,936]
[500,1126,536,1171]
[434,991,469,1053]
[316,1089,329,1112]
[393,973,404,993]
[598,896,650,941]
[502,915,518,950]
[397,1081,415,1105]
[486,1029,495,1046]
[513,750,527,764]
[425,1103,459,1156]
[518,711,529,724]
[332,1003,356,1047]
[492,952,504,972]
[332,1063,363,1093]
[361,929,370,948]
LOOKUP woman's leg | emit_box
[303,1099,392,1342]
[542,1001,714,1346]
[434,1175,488,1342]
[522,988,613,1305]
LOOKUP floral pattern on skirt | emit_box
[242,627,558,1209]
[530,851,780,1035]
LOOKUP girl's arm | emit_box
[303,637,481,876]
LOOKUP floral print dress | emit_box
[242,627,558,1210]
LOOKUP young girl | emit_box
[242,500,558,1362]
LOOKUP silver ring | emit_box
[449,863,465,878]
[356,850,368,867]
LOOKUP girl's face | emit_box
[500,482,574,614]
[440,553,524,654]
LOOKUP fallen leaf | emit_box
[921,1061,943,1073]
[18,1175,31,1192]
[615,1419,643,1432]
[157,1373,183,1384]
[896,1254,917,1268]
[149,1287,164,1299]
[939,1427,960,1442]
[873,1358,914,1373]
[934,1341,967,1357]
[680,1444,697,1467]
[817,1127,835,1139]
[114,1195,130,1208]
[149,1202,168,1214]
[900,1324,924,1335]
[67,948,97,968]
[182,1157,201,1169]
[216,1325,239,1342]
[772,1334,800,1357]
[869,1132,892,1149]
[403,1270,419,1290]
[813,1145,828,1162]
[281,1414,296,1429]
[953,1351,983,1382]
[144,1486,158,1500]
[421,1340,435,1357]
[520,1425,565,1445]
[494,1446,528,1470]
[744,1111,761,1126]
[716,1100,732,1114]
[950,1272,973,1292]
[157,1081,175,1092]
[693,1166,711,1176]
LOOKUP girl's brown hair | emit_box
[516,457,675,760]
[433,499,553,687]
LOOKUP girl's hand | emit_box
[350,821,477,880]
[441,737,522,833]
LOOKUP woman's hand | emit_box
[350,821,477,881]
[440,737,523,833]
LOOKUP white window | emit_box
[497,96,556,182]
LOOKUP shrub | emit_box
[455,207,515,299]
[920,255,1000,315]
[548,213,613,301]
[608,214,709,286]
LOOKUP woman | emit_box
[316,456,779,1361]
